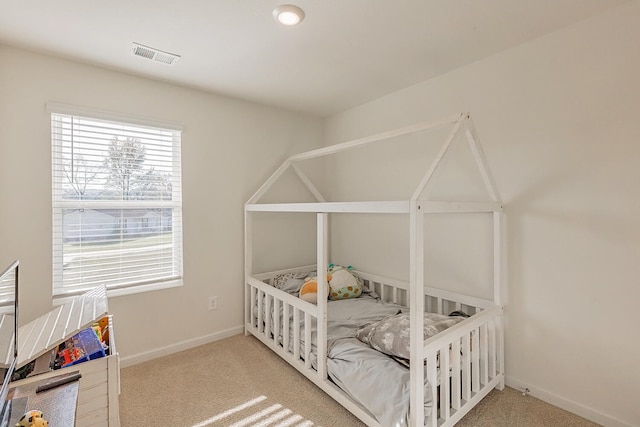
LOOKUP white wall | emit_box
[2,3,639,424]
[0,45,323,364]
[324,3,640,426]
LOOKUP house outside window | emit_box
[51,107,183,297]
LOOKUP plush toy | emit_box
[16,410,48,427]
[328,264,362,300]
[299,275,331,304]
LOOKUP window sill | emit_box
[53,278,183,304]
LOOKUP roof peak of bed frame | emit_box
[246,112,502,208]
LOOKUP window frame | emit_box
[49,103,184,299]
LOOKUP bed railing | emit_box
[247,275,316,370]
[245,268,504,427]
[246,273,385,426]
[356,270,495,313]
[423,305,504,425]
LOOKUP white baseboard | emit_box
[119,325,244,368]
[505,376,634,427]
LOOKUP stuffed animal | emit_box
[16,410,48,427]
[299,275,331,304]
[327,264,362,300]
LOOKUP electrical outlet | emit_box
[208,296,218,310]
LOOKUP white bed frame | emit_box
[244,113,505,427]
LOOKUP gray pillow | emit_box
[270,271,315,295]
[355,312,464,360]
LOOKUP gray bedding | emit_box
[323,297,434,427]
[259,290,435,426]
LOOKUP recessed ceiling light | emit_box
[273,4,305,26]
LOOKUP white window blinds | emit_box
[0,261,17,310]
[51,112,183,297]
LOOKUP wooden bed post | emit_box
[317,213,329,380]
[244,208,252,336]
[493,211,503,307]
[494,210,506,390]
[466,114,506,391]
[409,200,425,426]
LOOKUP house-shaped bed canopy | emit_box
[247,113,501,210]
[244,112,505,427]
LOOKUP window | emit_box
[51,109,183,297]
[0,261,17,311]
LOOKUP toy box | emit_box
[10,286,120,427]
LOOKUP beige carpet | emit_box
[120,334,599,427]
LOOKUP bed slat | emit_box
[462,332,471,402]
[304,312,312,369]
[257,291,264,334]
[250,287,256,329]
[426,353,438,427]
[451,338,462,411]
[273,299,281,346]
[480,323,489,386]
[265,294,272,340]
[472,327,480,392]
[282,303,290,354]
[440,346,451,421]
[293,308,300,361]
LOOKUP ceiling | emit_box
[0,0,628,117]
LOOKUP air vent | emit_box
[131,43,180,65]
